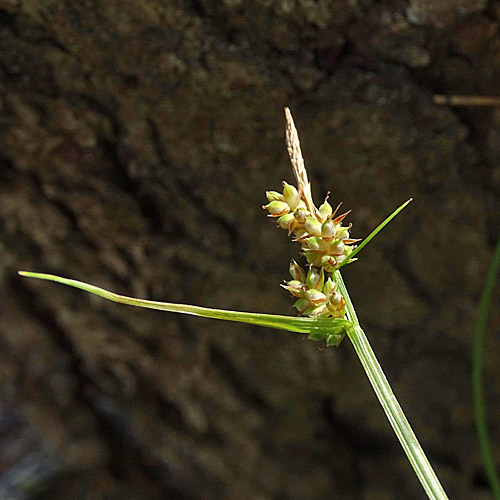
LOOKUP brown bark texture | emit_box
[1,0,500,499]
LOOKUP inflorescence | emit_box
[263,108,360,318]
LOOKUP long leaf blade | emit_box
[18,271,350,339]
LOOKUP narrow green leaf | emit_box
[473,230,500,499]
[337,198,413,270]
[18,271,350,340]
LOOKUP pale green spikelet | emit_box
[282,181,301,209]
[263,200,290,216]
[318,200,333,221]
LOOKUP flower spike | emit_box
[262,108,362,319]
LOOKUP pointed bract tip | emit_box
[400,198,413,209]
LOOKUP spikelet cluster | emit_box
[263,184,359,272]
[263,184,358,318]
[282,260,346,318]
[263,107,361,319]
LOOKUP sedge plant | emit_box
[19,108,449,500]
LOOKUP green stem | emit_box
[473,230,500,499]
[336,272,449,500]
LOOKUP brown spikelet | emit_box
[284,108,320,218]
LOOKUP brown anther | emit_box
[343,238,361,245]
[333,210,352,224]
[330,201,343,219]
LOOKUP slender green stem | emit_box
[335,271,359,325]
[473,231,500,499]
[336,271,449,500]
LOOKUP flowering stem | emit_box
[336,272,449,500]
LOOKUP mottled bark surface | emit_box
[1,1,500,499]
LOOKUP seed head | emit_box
[264,108,360,319]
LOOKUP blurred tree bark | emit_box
[1,1,500,499]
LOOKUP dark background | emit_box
[1,1,500,499]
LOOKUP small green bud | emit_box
[282,182,301,209]
[294,207,308,223]
[329,240,345,256]
[289,260,306,282]
[304,237,322,252]
[327,292,345,317]
[305,217,322,237]
[296,200,307,209]
[321,254,337,272]
[319,200,333,220]
[277,213,295,230]
[281,280,304,298]
[325,332,344,346]
[306,267,324,290]
[309,304,329,317]
[321,221,336,238]
[323,278,336,296]
[293,297,310,314]
[264,201,290,216]
[336,227,350,240]
[305,289,326,306]
[266,191,284,202]
[328,292,343,307]
[302,250,322,266]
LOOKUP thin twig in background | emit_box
[433,95,500,107]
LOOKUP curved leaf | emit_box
[19,271,350,343]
